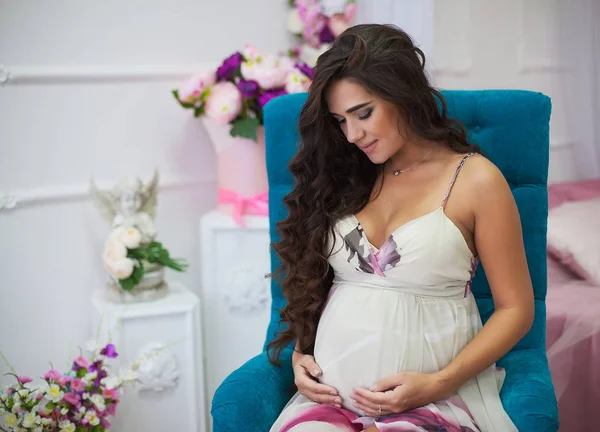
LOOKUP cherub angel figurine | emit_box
[89,170,160,245]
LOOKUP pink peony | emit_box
[63,392,80,406]
[102,388,119,401]
[242,44,262,61]
[329,13,351,37]
[344,2,357,22]
[285,69,312,94]
[178,69,216,104]
[204,82,242,124]
[241,55,291,90]
[73,356,90,369]
[70,378,85,392]
[18,376,32,384]
[44,369,62,382]
[58,375,71,387]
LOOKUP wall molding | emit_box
[0,174,213,211]
[550,139,573,149]
[0,64,217,85]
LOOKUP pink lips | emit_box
[360,139,378,154]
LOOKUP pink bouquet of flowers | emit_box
[287,0,357,66]
[0,343,136,431]
[173,44,314,142]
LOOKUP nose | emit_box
[344,121,365,144]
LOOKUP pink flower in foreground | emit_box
[204,82,242,124]
[103,388,119,400]
[70,378,85,392]
[344,2,357,22]
[73,356,90,369]
[44,369,62,381]
[178,69,216,104]
[58,376,71,387]
[329,13,351,37]
[63,392,80,407]
[18,376,32,384]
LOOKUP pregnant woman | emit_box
[267,24,533,432]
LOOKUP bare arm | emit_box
[436,161,535,392]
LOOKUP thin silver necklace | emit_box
[392,149,432,176]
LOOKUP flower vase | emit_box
[202,118,269,218]
[106,261,168,303]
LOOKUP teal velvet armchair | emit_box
[211,90,559,432]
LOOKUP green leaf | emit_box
[193,104,205,118]
[91,425,105,432]
[131,261,145,285]
[127,248,147,260]
[230,117,260,141]
[146,242,163,263]
[288,0,295,6]
[120,277,135,292]
[171,90,195,109]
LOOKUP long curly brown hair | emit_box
[267,24,479,366]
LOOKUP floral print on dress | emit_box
[343,225,401,276]
[464,257,479,297]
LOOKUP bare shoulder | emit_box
[459,153,516,215]
[460,153,510,195]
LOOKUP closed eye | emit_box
[334,108,373,124]
[358,108,373,120]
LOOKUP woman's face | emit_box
[326,79,407,164]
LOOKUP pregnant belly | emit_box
[313,286,459,414]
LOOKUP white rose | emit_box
[104,257,135,280]
[5,413,18,427]
[119,227,142,249]
[22,412,40,428]
[83,410,100,426]
[101,375,121,390]
[104,235,127,261]
[287,8,304,34]
[90,394,106,411]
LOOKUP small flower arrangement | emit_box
[0,343,136,432]
[287,0,357,66]
[172,44,314,142]
[102,226,188,292]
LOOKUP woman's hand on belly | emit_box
[292,351,343,408]
[349,372,450,417]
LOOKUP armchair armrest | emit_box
[498,349,559,431]
[212,350,295,432]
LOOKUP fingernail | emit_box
[330,391,337,396]
[313,369,321,376]
[335,398,342,404]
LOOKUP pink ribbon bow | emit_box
[217,188,269,227]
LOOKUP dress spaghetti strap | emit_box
[441,152,477,208]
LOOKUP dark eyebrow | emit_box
[331,101,373,116]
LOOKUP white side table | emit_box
[91,283,207,432]
[199,210,272,429]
